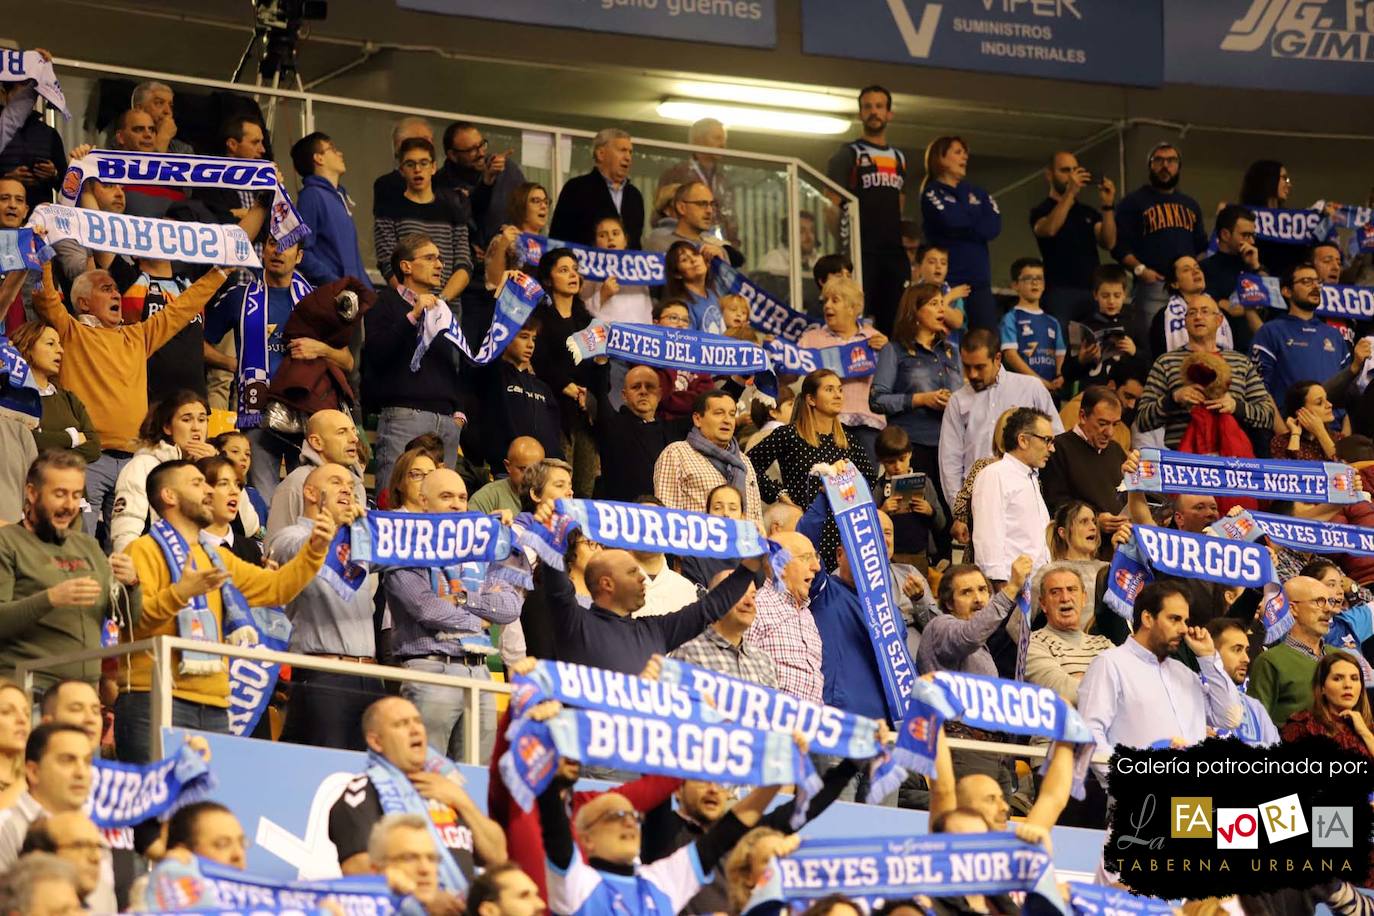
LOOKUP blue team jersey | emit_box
[1251,313,1349,401]
[999,306,1065,380]
[548,842,707,916]
[1326,603,1374,685]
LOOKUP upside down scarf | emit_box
[61,149,310,250]
[0,51,69,118]
[0,335,41,429]
[31,203,261,268]
[88,743,216,828]
[896,670,1094,799]
[236,272,313,430]
[765,336,877,378]
[1233,271,1374,323]
[813,462,915,724]
[150,519,258,675]
[554,497,766,559]
[1122,447,1365,505]
[771,833,1064,910]
[146,854,399,913]
[516,233,666,285]
[409,271,543,369]
[566,319,777,399]
[226,605,292,738]
[710,259,811,343]
[366,748,469,894]
[1067,882,1174,915]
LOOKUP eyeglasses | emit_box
[452,138,488,156]
[527,195,550,206]
[58,839,108,855]
[1015,275,1045,285]
[1023,433,1055,445]
[1183,308,1218,318]
[1150,155,1180,165]
[1295,596,1337,609]
[591,808,643,829]
[406,469,433,482]
[400,158,433,171]
[1291,277,1322,287]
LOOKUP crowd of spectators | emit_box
[0,58,1372,915]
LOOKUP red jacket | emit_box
[487,708,682,902]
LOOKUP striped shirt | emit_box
[1024,626,1113,706]
[373,191,473,285]
[1134,346,1273,448]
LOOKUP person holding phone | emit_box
[0,47,65,209]
[1030,151,1117,327]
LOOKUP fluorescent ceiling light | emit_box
[671,80,854,114]
[657,99,850,136]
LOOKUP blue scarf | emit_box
[555,497,766,559]
[409,271,543,369]
[366,748,469,895]
[1122,447,1364,505]
[31,203,261,268]
[1352,222,1374,257]
[0,335,41,429]
[814,463,915,724]
[896,671,1094,798]
[88,743,216,828]
[1103,541,1152,623]
[0,228,46,272]
[1068,882,1174,915]
[710,259,811,343]
[516,232,666,285]
[1233,271,1374,322]
[348,510,513,566]
[227,605,292,737]
[1234,509,1374,556]
[773,833,1064,910]
[1316,203,1374,242]
[1245,206,1333,246]
[0,51,68,118]
[1125,524,1292,643]
[61,149,310,250]
[765,336,877,378]
[149,519,256,675]
[566,319,776,395]
[146,854,397,913]
[236,272,312,430]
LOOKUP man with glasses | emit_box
[437,121,526,244]
[19,812,107,910]
[645,180,743,268]
[1248,576,1346,728]
[374,137,472,301]
[290,131,372,289]
[367,814,463,914]
[1135,294,1273,448]
[372,116,434,214]
[1111,142,1207,350]
[1041,385,1129,522]
[549,127,644,250]
[970,407,1055,585]
[1252,262,1351,402]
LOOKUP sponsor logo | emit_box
[1221,0,1374,64]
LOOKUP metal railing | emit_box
[15,637,1109,770]
[46,56,863,305]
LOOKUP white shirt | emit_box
[937,367,1063,502]
[632,564,701,618]
[970,452,1052,582]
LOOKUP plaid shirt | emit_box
[745,583,823,703]
[653,441,763,523]
[670,625,778,689]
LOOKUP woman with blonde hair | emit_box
[724,827,798,915]
[798,275,888,465]
[0,680,29,810]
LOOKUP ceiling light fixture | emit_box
[670,80,854,114]
[656,99,851,136]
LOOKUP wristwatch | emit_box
[1132,263,1147,277]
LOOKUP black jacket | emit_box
[361,287,465,415]
[475,360,563,468]
[592,404,688,502]
[549,169,645,250]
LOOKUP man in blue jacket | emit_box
[291,131,372,289]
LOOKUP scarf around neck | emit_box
[688,427,750,496]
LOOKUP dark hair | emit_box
[38,680,95,718]
[195,455,235,489]
[506,182,548,227]
[921,135,967,192]
[1091,263,1129,294]
[1080,385,1122,418]
[404,433,445,465]
[959,327,998,359]
[891,282,943,350]
[1001,407,1051,453]
[664,241,705,303]
[1205,616,1246,643]
[914,242,948,264]
[219,115,263,152]
[166,801,234,854]
[1281,262,1318,291]
[146,459,198,516]
[1215,204,1256,236]
[289,131,330,177]
[1010,256,1044,282]
[1133,580,1188,631]
[857,85,892,108]
[1311,651,1373,736]
[537,247,578,289]
[1337,435,1374,463]
[1299,557,1343,583]
[1168,254,1201,290]
[139,390,209,446]
[465,862,528,916]
[397,136,435,162]
[25,723,87,764]
[813,253,853,291]
[19,818,59,857]
[388,446,435,510]
[801,895,861,916]
[25,450,86,494]
[1282,379,1324,421]
[1309,240,1343,264]
[1238,159,1285,207]
[442,120,477,154]
[705,484,743,514]
[1049,499,1095,560]
[749,384,793,429]
[390,232,436,281]
[938,564,988,614]
[595,214,626,234]
[691,388,733,418]
[875,425,913,461]
[209,430,249,451]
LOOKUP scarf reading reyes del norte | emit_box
[88,743,216,829]
[146,854,400,914]
[1215,508,1374,557]
[711,259,811,343]
[566,320,778,401]
[366,747,469,895]
[150,519,258,675]
[318,510,513,599]
[30,203,261,268]
[61,149,310,250]
[1233,270,1374,322]
[236,272,313,430]
[895,670,1094,799]
[516,232,665,285]
[0,51,69,118]
[812,462,915,725]
[1122,447,1365,504]
[409,271,543,370]
[500,661,822,821]
[1104,523,1293,644]
[555,497,766,559]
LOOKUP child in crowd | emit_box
[652,299,713,420]
[720,293,757,343]
[913,243,968,344]
[482,315,563,467]
[999,256,1064,393]
[1066,263,1143,388]
[875,425,943,571]
[211,430,266,536]
[581,215,653,325]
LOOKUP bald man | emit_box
[744,531,824,703]
[471,436,545,516]
[267,409,365,538]
[269,462,379,750]
[948,742,1076,836]
[592,365,690,502]
[383,467,523,761]
[1248,575,1344,728]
